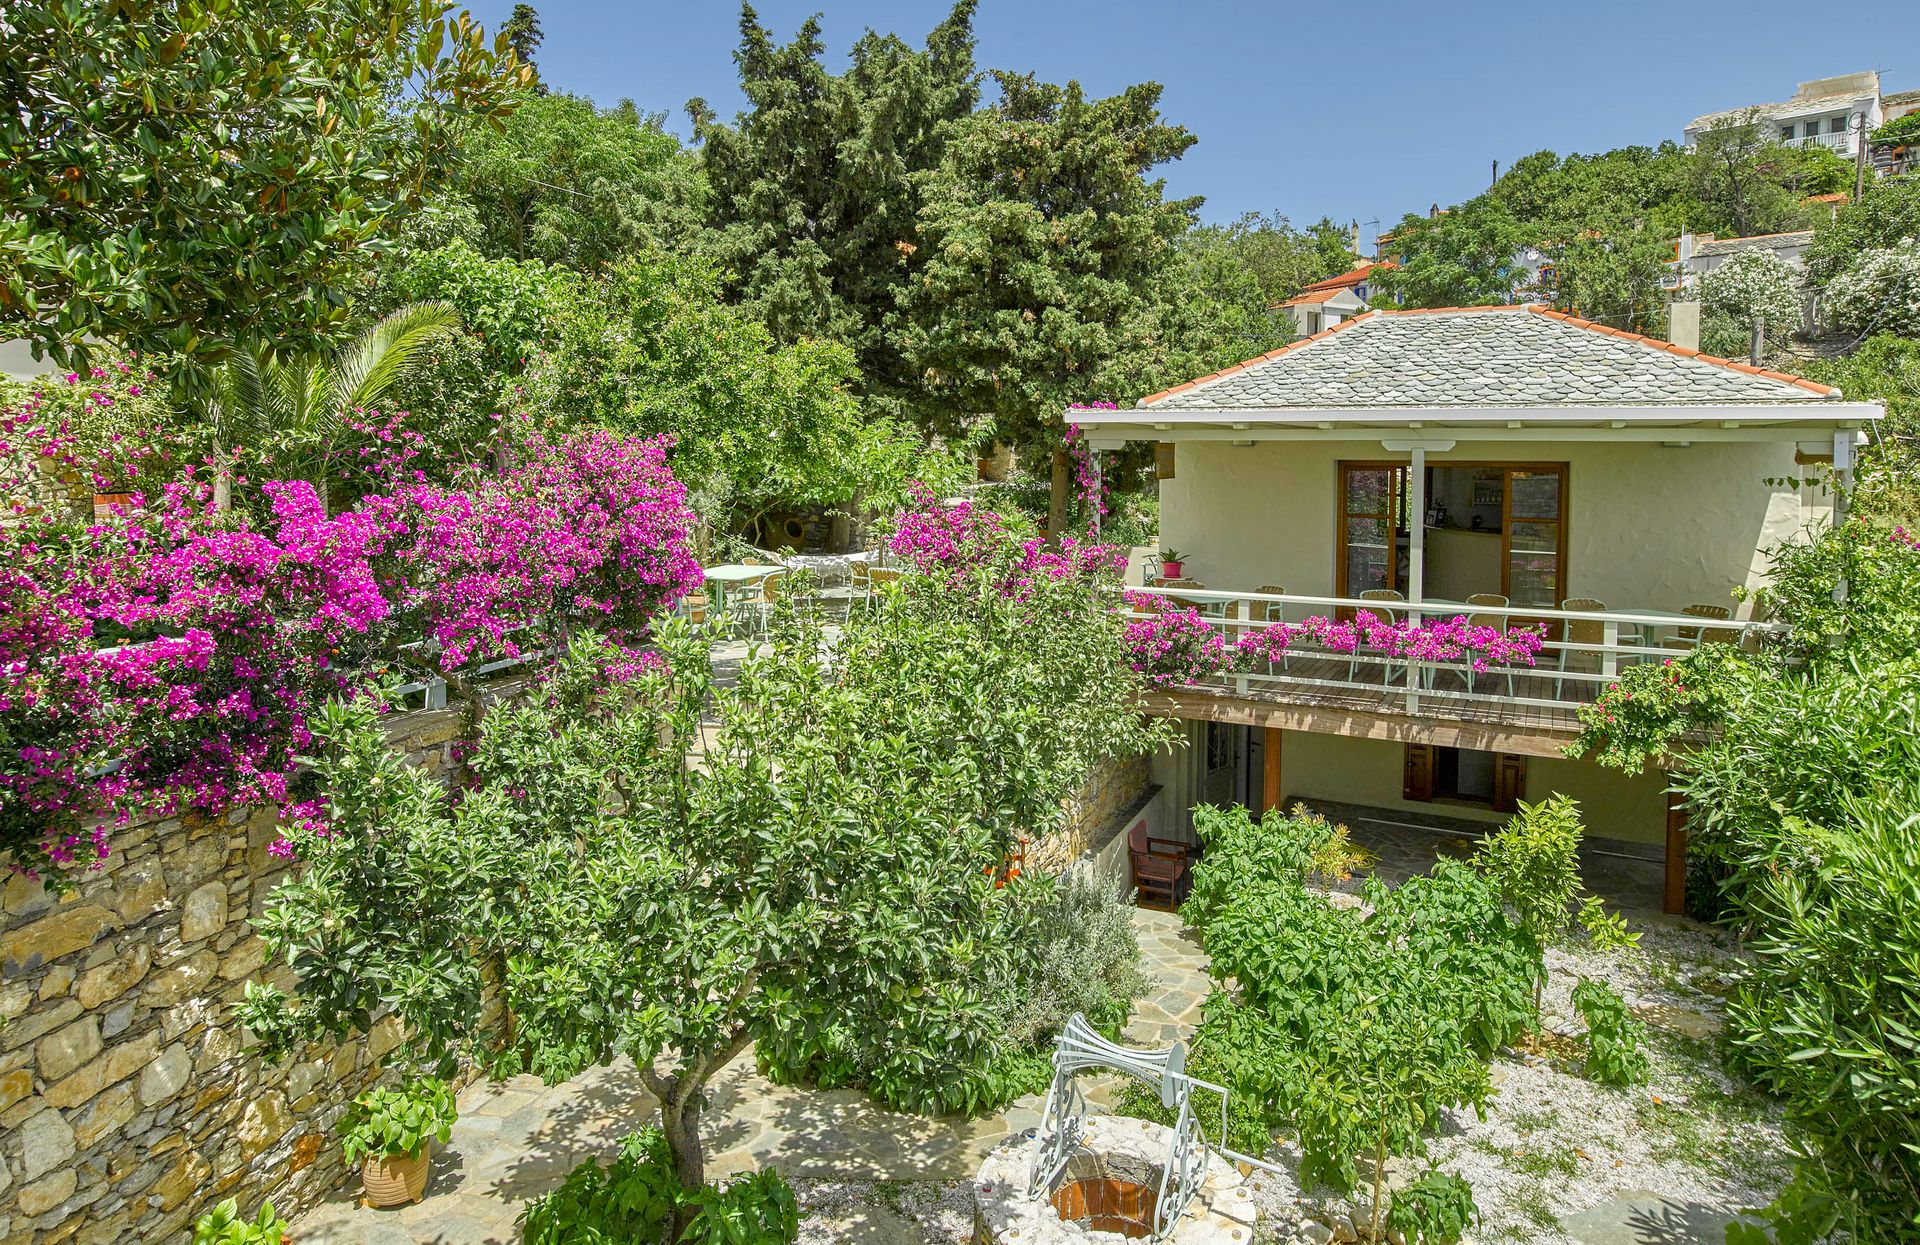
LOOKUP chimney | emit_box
[1669,301,1701,352]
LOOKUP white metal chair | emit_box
[1350,588,1403,683]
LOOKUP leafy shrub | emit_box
[339,1077,457,1164]
[519,1129,799,1244]
[1826,242,1920,338]
[1701,249,1801,337]
[191,1199,287,1245]
[1386,1169,1477,1245]
[1571,978,1649,1088]
[1473,795,1637,1040]
[1175,803,1532,1235]
[1722,784,1920,1243]
[999,868,1147,1048]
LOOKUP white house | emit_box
[1070,304,1879,912]
[1684,71,1886,157]
[1275,263,1392,337]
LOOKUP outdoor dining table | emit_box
[1593,607,1718,676]
[700,564,780,621]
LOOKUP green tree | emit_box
[1690,117,1846,239]
[1805,177,1920,287]
[243,549,1167,1225]
[500,3,546,92]
[691,3,980,411]
[528,251,924,533]
[900,72,1198,532]
[1171,211,1354,308]
[448,92,706,270]
[200,302,464,507]
[0,0,525,373]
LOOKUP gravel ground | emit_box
[790,918,1788,1245]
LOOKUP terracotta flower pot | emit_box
[92,492,134,520]
[361,1146,430,1207]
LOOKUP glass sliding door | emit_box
[1502,466,1566,608]
[1338,464,1406,600]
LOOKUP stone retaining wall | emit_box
[1031,753,1153,874]
[0,704,469,1244]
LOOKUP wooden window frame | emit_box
[1335,459,1571,607]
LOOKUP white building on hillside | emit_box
[1684,71,1887,157]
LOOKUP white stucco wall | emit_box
[1159,437,1816,616]
[1276,730,1671,845]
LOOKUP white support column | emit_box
[1407,446,1427,606]
[1090,449,1103,539]
[1832,428,1854,527]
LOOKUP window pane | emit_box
[1509,470,1561,519]
[1345,468,1393,514]
[1804,120,1822,137]
[1829,116,1847,134]
[1346,517,1392,592]
[1507,549,1559,607]
[1779,126,1795,140]
[1509,519,1558,552]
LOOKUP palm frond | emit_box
[330,301,461,419]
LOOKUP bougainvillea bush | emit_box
[0,418,698,881]
[1122,601,1546,689]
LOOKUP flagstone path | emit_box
[290,908,1210,1244]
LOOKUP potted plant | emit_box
[192,1198,288,1244]
[1158,547,1186,579]
[341,1076,457,1208]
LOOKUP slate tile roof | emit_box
[1693,230,1814,257]
[1140,305,1840,410]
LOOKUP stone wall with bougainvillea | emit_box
[0,701,479,1244]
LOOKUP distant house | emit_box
[1684,71,1887,157]
[1275,263,1394,337]
[1677,230,1816,280]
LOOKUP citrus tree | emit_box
[242,519,1164,1227]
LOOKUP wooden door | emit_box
[1403,743,1435,802]
[1338,463,1406,602]
[1493,753,1528,813]
[1500,466,1568,609]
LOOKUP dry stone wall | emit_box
[1031,753,1152,874]
[0,704,469,1244]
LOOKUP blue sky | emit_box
[465,0,1911,247]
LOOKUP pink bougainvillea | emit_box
[886,484,1127,599]
[1121,601,1546,689]
[1,423,700,881]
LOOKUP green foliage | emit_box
[1473,796,1636,1038]
[1825,242,1920,338]
[450,92,706,271]
[519,1129,799,1244]
[1177,803,1532,1232]
[1722,789,1920,1242]
[1801,336,1920,508]
[1805,177,1920,287]
[0,0,525,374]
[380,240,561,377]
[1569,646,1744,773]
[338,1077,457,1164]
[899,70,1198,525]
[1701,249,1801,339]
[247,554,1166,1192]
[528,250,928,526]
[1386,1169,1477,1245]
[998,869,1146,1049]
[1871,112,1920,146]
[1377,131,1840,321]
[191,1199,287,1245]
[1180,211,1356,306]
[1572,978,1649,1088]
[199,302,472,501]
[693,4,979,410]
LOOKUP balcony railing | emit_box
[1123,586,1786,734]
[1785,130,1853,153]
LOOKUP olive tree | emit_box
[243,537,1165,1226]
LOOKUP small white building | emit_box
[1275,263,1392,337]
[1684,71,1886,157]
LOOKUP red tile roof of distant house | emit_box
[1297,262,1394,294]
[1803,192,1850,205]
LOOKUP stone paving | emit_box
[290,908,1210,1244]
